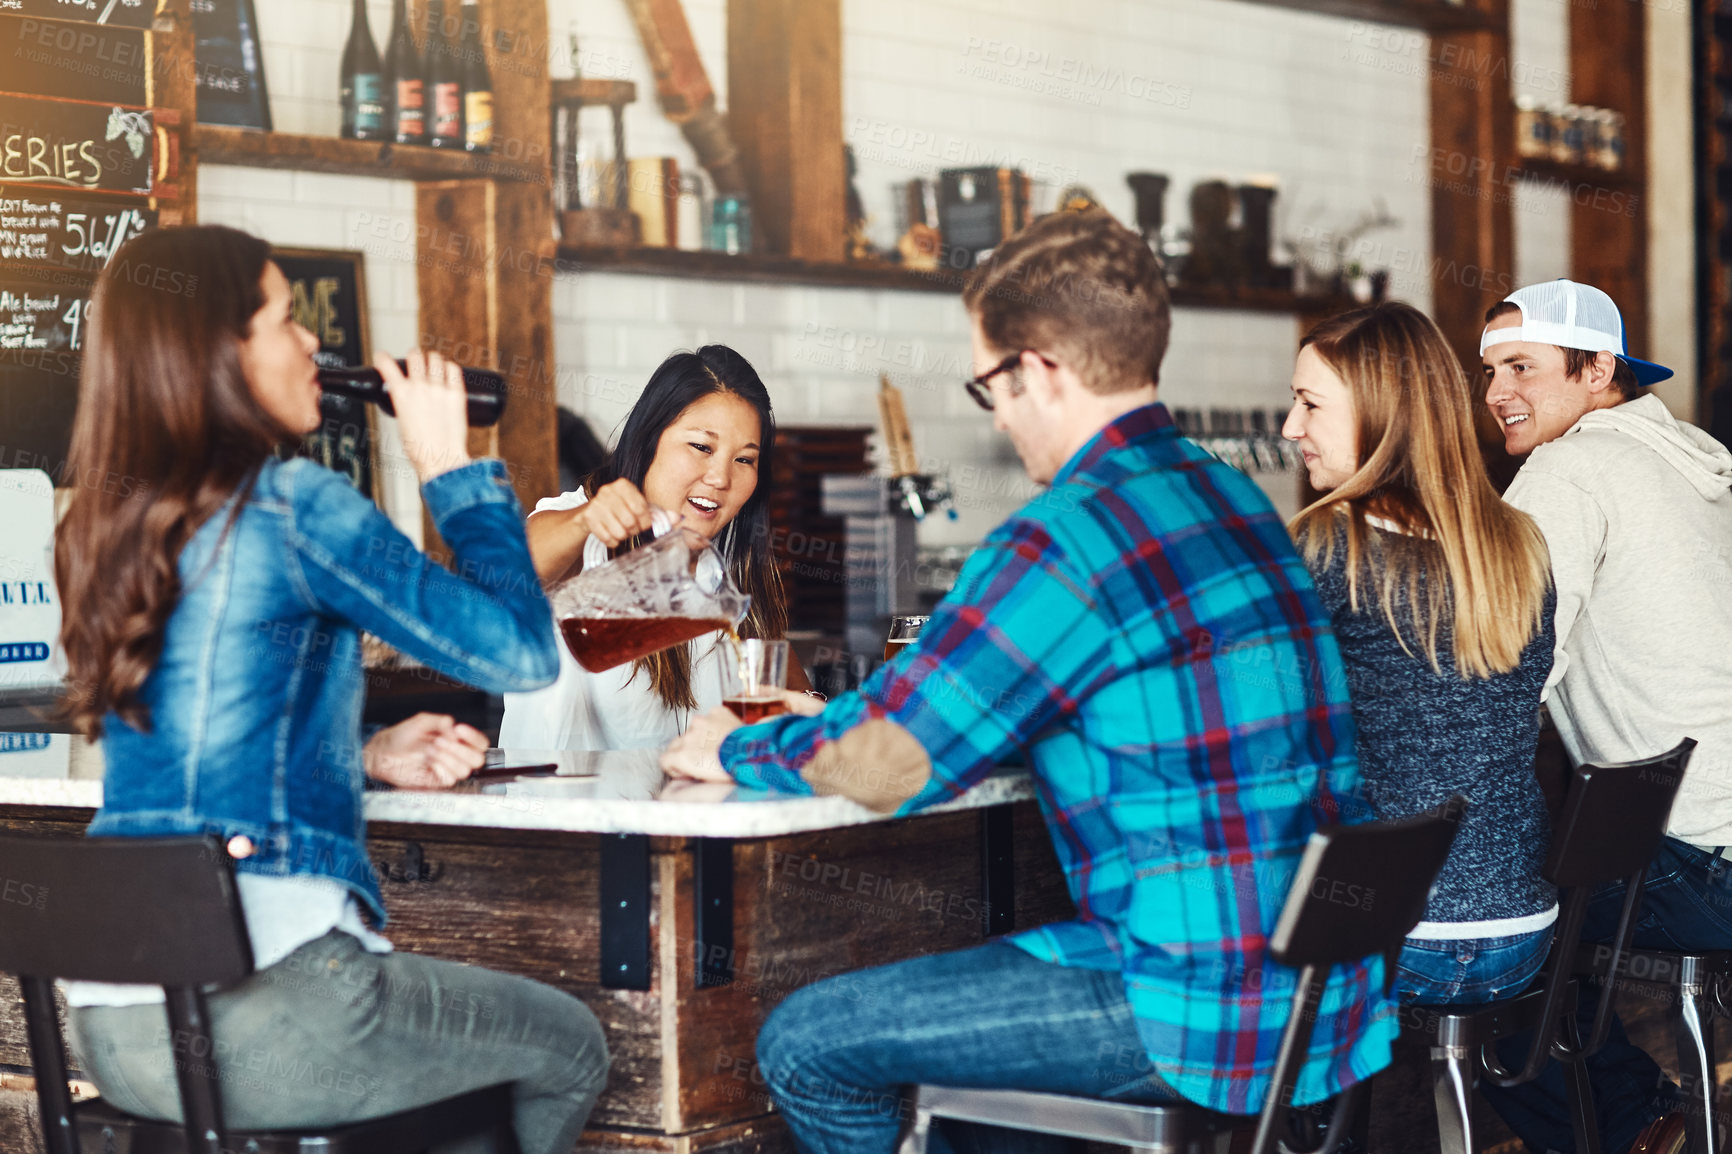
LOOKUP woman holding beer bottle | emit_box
[500,345,808,752]
[54,225,608,1152]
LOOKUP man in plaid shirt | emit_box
[663,209,1395,1153]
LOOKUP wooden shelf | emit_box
[554,245,1360,314]
[1236,0,1499,32]
[193,124,545,184]
[1513,155,1644,190]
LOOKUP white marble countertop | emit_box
[0,749,1036,838]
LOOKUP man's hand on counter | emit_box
[364,713,489,789]
[660,707,742,782]
[661,691,824,781]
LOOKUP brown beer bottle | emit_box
[385,0,426,145]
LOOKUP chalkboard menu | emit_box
[0,0,155,29]
[0,190,157,476]
[1,13,148,104]
[0,192,155,275]
[0,6,171,486]
[273,249,378,501]
[0,279,87,476]
[193,0,272,131]
[0,93,160,194]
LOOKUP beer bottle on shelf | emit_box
[340,0,386,140]
[459,2,493,153]
[386,0,426,146]
[426,0,465,149]
[317,362,507,428]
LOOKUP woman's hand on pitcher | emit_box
[380,350,471,483]
[581,478,661,550]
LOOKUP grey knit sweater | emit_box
[1310,527,1557,925]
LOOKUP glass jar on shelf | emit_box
[710,194,752,255]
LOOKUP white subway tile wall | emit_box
[206,0,1568,547]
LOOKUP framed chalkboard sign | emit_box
[272,247,380,502]
[0,190,156,277]
[0,0,155,29]
[1,13,149,105]
[192,0,272,131]
[0,275,90,476]
[0,93,160,194]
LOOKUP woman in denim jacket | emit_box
[53,225,608,1153]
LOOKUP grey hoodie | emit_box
[1505,393,1732,847]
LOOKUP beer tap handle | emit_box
[897,473,928,521]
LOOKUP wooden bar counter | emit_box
[0,752,1074,1154]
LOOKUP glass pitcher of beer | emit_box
[549,515,750,673]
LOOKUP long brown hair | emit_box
[56,226,284,735]
[587,346,787,711]
[1289,303,1551,678]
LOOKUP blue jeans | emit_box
[1395,927,1554,1005]
[754,942,1181,1154]
[1482,837,1732,1153]
[69,931,608,1154]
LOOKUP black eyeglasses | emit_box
[963,351,1055,411]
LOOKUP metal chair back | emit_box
[0,833,251,1154]
[1480,738,1694,1088]
[1252,805,1462,1154]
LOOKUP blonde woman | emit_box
[1282,301,1558,1005]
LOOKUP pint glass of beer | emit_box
[720,638,789,723]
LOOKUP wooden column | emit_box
[1570,0,1648,355]
[1428,9,1519,484]
[416,179,557,527]
[150,0,200,226]
[726,0,844,261]
[415,0,556,545]
[1427,20,1516,372]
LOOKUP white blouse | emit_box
[498,489,728,751]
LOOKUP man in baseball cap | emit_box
[1480,280,1732,1154]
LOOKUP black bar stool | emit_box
[0,832,518,1154]
[898,805,1463,1154]
[1572,943,1730,1154]
[1556,740,1722,1154]
[1405,738,1694,1154]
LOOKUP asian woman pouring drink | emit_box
[499,345,807,752]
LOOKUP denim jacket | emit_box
[89,457,558,923]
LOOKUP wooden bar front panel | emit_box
[0,800,1072,1151]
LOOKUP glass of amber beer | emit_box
[720,638,789,724]
[883,615,928,662]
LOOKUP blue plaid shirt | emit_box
[723,403,1395,1113]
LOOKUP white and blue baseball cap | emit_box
[1479,279,1673,387]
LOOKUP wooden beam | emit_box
[726,0,844,261]
[414,0,557,551]
[151,0,199,225]
[416,180,558,549]
[1427,7,1518,484]
[1427,23,1516,372]
[1569,0,1648,356]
